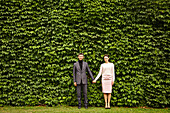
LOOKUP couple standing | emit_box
[73,53,115,109]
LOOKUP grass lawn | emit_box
[0,105,169,113]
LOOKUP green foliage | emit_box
[0,0,169,108]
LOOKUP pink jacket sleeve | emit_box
[112,64,115,82]
[94,64,103,81]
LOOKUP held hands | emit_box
[112,81,114,85]
[74,80,111,85]
[74,82,77,86]
[92,80,96,83]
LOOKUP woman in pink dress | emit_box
[92,54,115,109]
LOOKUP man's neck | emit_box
[78,60,83,62]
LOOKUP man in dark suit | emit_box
[73,53,94,109]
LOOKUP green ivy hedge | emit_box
[0,0,169,108]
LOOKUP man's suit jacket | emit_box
[73,60,94,84]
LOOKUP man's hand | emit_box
[74,82,77,86]
[112,81,114,85]
[92,80,96,83]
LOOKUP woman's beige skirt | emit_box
[102,75,112,93]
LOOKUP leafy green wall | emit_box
[0,0,169,108]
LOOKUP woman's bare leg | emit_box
[104,93,108,108]
[108,93,111,108]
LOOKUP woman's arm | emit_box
[94,64,103,81]
[112,64,115,83]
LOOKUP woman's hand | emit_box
[92,80,96,83]
[112,81,114,85]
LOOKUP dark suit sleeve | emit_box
[86,62,94,80]
[73,63,76,82]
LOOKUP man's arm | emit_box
[86,62,94,80]
[73,63,76,83]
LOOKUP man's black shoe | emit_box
[78,105,81,109]
[85,104,88,109]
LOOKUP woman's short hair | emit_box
[104,54,109,58]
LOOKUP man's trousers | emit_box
[77,83,88,106]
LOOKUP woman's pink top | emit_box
[94,63,115,82]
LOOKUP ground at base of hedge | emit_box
[0,105,169,113]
